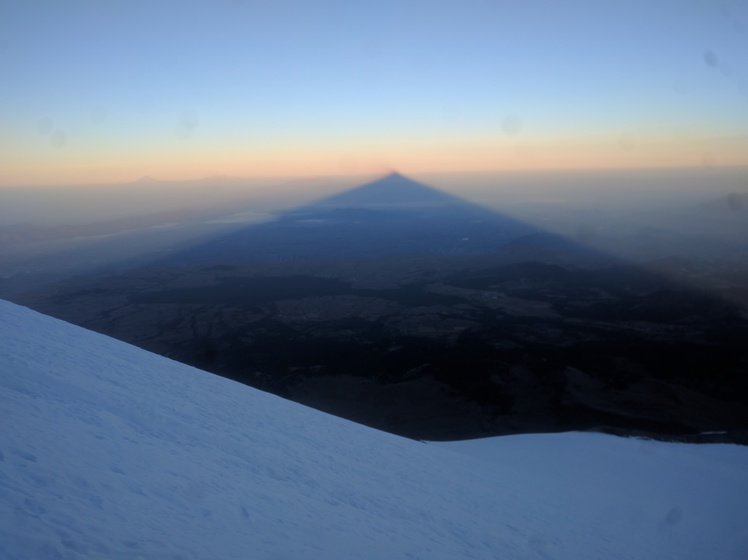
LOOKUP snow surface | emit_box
[2,299,748,560]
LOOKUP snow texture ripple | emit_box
[1,299,747,559]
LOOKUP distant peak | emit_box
[135,175,159,183]
[314,171,459,207]
[372,171,418,185]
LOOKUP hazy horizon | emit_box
[4,5,748,552]
[1,166,746,228]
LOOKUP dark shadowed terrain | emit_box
[8,172,748,442]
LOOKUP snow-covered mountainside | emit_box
[2,299,747,560]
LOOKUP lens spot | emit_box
[657,506,684,533]
[718,61,733,78]
[176,110,199,139]
[727,193,742,211]
[136,100,152,115]
[50,130,67,149]
[501,114,522,136]
[703,50,718,68]
[665,507,683,525]
[739,80,748,98]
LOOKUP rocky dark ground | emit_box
[9,173,748,442]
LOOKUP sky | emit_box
[1,0,747,186]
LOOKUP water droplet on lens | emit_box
[502,114,522,136]
[703,50,718,68]
[50,130,67,148]
[719,61,732,77]
[176,109,199,139]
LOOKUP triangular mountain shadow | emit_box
[18,172,748,443]
[159,172,598,265]
[311,171,466,207]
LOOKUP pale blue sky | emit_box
[1,0,746,185]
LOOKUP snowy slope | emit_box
[2,300,747,560]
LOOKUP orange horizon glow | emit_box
[3,131,747,188]
[4,1,747,190]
